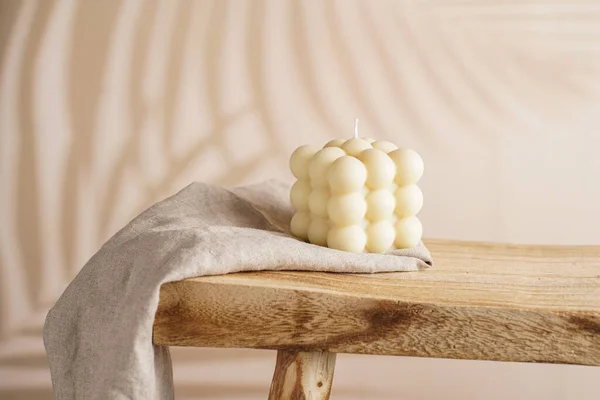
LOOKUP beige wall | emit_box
[1,0,600,399]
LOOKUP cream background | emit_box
[1,0,600,399]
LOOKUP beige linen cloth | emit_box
[44,180,433,399]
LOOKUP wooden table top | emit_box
[153,239,600,366]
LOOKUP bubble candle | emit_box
[289,119,424,253]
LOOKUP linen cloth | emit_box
[44,180,433,399]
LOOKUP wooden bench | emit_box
[153,239,600,399]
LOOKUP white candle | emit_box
[371,140,399,153]
[289,119,424,253]
[394,184,423,218]
[388,148,424,186]
[328,192,367,226]
[393,216,423,249]
[358,149,396,189]
[366,220,396,253]
[365,189,395,221]
[328,156,367,193]
[327,225,367,254]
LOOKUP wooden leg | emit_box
[268,350,337,400]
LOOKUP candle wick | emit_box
[354,118,359,139]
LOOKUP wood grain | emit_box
[268,350,336,400]
[153,239,600,366]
